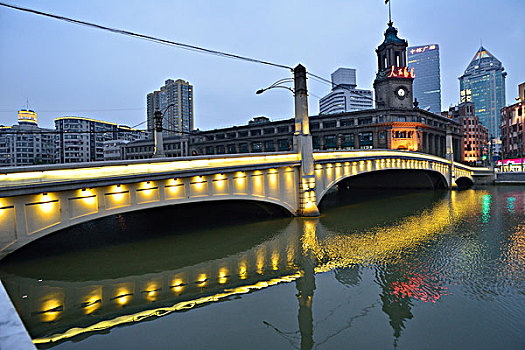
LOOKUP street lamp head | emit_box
[256,89,265,95]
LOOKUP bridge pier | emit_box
[293,64,320,217]
[446,127,457,190]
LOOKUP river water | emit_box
[0,186,524,349]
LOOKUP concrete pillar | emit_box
[293,64,320,217]
[446,126,457,189]
[153,110,165,158]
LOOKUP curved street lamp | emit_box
[255,78,294,95]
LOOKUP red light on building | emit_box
[388,66,415,79]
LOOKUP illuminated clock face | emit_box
[396,88,406,99]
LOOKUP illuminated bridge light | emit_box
[39,193,55,213]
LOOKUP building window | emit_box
[278,139,290,151]
[251,141,262,152]
[342,134,354,149]
[324,135,336,149]
[359,132,373,146]
[239,143,249,153]
[340,119,353,127]
[323,121,336,129]
[264,140,275,152]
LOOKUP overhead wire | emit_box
[0,2,293,71]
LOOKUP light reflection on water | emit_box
[0,187,524,349]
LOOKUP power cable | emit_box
[0,2,293,71]
[307,72,378,104]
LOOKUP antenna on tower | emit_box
[26,97,29,110]
[386,0,393,25]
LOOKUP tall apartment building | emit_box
[0,110,56,167]
[407,44,442,113]
[55,116,146,163]
[459,46,506,139]
[319,68,373,114]
[445,102,488,165]
[500,82,525,159]
[146,79,194,137]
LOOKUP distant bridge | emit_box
[0,149,490,260]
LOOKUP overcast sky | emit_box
[1,0,524,131]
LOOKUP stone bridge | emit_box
[0,150,489,260]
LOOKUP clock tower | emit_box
[373,22,414,109]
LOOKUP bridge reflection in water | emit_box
[0,190,483,348]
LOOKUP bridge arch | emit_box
[315,168,449,205]
[455,176,474,190]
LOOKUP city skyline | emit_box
[0,0,524,131]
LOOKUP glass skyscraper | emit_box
[407,44,442,114]
[459,46,506,139]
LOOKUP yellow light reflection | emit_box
[197,274,207,287]
[40,299,63,322]
[271,251,279,270]
[82,297,101,314]
[218,269,228,284]
[239,263,247,279]
[33,273,303,345]
[113,289,132,305]
[171,279,184,293]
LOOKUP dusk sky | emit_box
[1,0,524,131]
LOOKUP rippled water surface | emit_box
[1,187,524,349]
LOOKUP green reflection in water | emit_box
[482,194,492,223]
[507,197,516,214]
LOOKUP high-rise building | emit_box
[445,102,488,165]
[147,79,194,137]
[500,82,525,159]
[459,46,506,139]
[55,117,146,163]
[0,110,56,167]
[319,68,373,114]
[407,44,442,113]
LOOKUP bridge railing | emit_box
[0,153,300,196]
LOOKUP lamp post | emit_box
[153,104,175,158]
[256,64,319,217]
